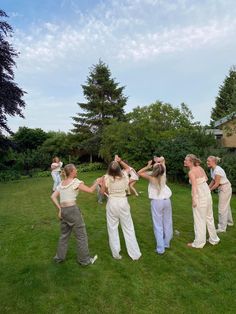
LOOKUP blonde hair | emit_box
[186,154,201,166]
[52,156,60,163]
[208,156,221,164]
[63,164,76,178]
[151,164,166,193]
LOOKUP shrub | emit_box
[77,162,106,172]
[0,170,21,182]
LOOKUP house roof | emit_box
[214,111,236,128]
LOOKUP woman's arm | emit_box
[189,171,197,208]
[208,179,215,190]
[51,163,59,170]
[137,161,153,180]
[78,181,98,193]
[99,176,108,195]
[209,175,221,191]
[50,190,62,219]
[114,155,130,172]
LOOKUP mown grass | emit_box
[0,171,236,314]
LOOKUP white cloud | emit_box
[7,0,236,131]
[13,0,236,71]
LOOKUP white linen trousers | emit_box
[218,183,234,231]
[106,196,141,260]
[192,178,220,248]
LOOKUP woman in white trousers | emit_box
[100,157,141,260]
[184,154,220,248]
[207,156,234,233]
[138,158,173,255]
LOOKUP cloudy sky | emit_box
[2,0,236,132]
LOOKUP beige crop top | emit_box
[104,171,129,197]
[57,178,83,203]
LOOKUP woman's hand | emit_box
[192,200,197,208]
[96,177,104,185]
[147,160,153,168]
[114,155,121,162]
[58,209,62,220]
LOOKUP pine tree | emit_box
[72,60,127,159]
[211,66,236,122]
[0,10,26,134]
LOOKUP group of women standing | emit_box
[184,154,233,248]
[50,153,233,265]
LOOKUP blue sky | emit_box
[1,0,236,132]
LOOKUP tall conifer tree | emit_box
[0,10,26,134]
[72,60,127,159]
[211,66,236,122]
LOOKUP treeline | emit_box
[1,100,235,187]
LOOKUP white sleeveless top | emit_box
[148,176,172,200]
[105,171,129,198]
[57,178,83,203]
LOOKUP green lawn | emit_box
[0,171,236,314]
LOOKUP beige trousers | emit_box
[218,183,234,231]
[192,182,220,248]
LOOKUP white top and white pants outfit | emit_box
[51,161,63,191]
[105,172,141,260]
[191,177,220,248]
[211,166,234,231]
[148,178,173,254]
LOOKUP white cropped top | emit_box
[57,178,83,203]
[105,171,129,197]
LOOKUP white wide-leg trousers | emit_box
[218,183,234,231]
[106,197,141,260]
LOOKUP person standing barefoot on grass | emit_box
[138,159,173,255]
[207,156,234,233]
[184,154,220,248]
[51,163,99,265]
[100,156,141,260]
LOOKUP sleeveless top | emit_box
[148,175,172,200]
[104,171,129,198]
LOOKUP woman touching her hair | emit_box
[138,158,173,255]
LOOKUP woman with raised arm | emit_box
[207,156,234,232]
[100,156,141,260]
[138,158,173,255]
[184,154,220,248]
[51,163,98,265]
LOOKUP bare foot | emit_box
[187,242,193,247]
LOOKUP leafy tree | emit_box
[13,127,48,151]
[72,60,127,160]
[100,101,215,178]
[0,10,26,134]
[211,66,236,122]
